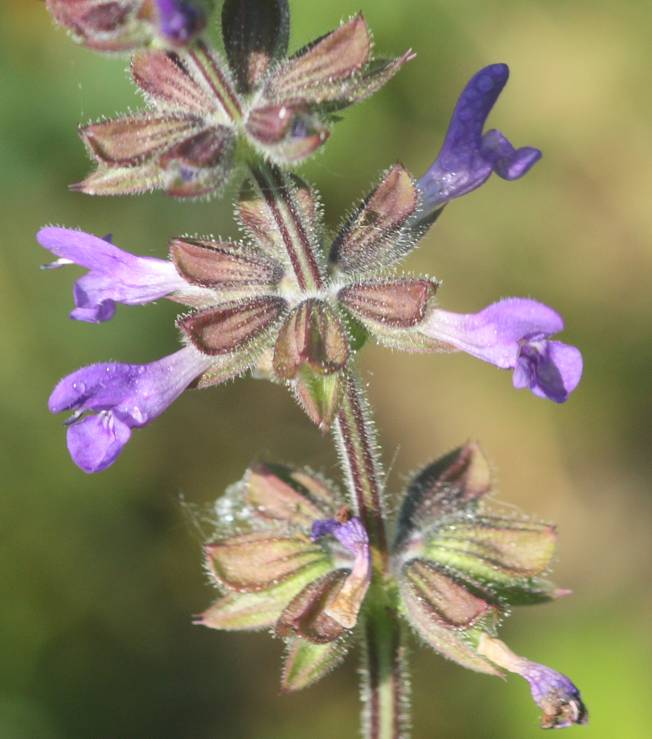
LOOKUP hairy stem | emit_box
[335,371,410,739]
[250,160,410,737]
[361,595,410,739]
[334,372,387,562]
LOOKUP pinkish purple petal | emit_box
[38,227,187,323]
[417,64,541,212]
[422,298,582,402]
[49,346,211,472]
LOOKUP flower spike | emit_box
[418,64,542,214]
[38,227,187,322]
[48,347,212,472]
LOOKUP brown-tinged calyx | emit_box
[330,164,419,273]
[395,442,492,547]
[401,559,494,628]
[339,278,437,328]
[170,238,282,289]
[221,0,290,93]
[178,295,286,355]
[206,533,327,592]
[273,300,349,379]
[276,569,351,644]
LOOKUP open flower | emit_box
[39,227,188,322]
[48,347,213,472]
[392,443,588,727]
[418,298,583,402]
[196,464,371,691]
[416,63,541,215]
[72,1,412,197]
[324,160,580,402]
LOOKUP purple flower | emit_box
[477,637,588,729]
[38,227,187,323]
[421,298,582,402]
[312,515,371,582]
[155,0,205,44]
[417,64,541,213]
[49,347,211,473]
[521,661,589,729]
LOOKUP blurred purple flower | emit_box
[312,516,368,555]
[38,227,186,323]
[155,0,205,44]
[49,347,211,473]
[521,661,588,729]
[418,64,541,212]
[421,298,582,402]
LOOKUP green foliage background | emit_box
[1,1,651,737]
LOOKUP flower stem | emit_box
[334,372,387,563]
[334,370,410,739]
[361,595,410,739]
[247,159,410,737]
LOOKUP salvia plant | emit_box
[41,1,589,736]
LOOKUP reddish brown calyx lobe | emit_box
[339,279,437,328]
[179,295,286,355]
[170,238,282,289]
[273,300,349,379]
[330,164,419,273]
[221,0,290,93]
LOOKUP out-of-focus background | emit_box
[1,1,651,737]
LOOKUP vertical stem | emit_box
[334,372,387,564]
[250,163,410,737]
[362,598,410,739]
[334,370,410,739]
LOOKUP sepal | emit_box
[178,295,287,355]
[395,442,491,548]
[221,0,290,93]
[422,517,558,587]
[46,0,207,53]
[205,533,329,592]
[399,576,500,675]
[330,164,419,274]
[265,14,371,104]
[273,300,349,379]
[46,0,150,53]
[276,569,352,643]
[196,576,319,631]
[281,636,351,692]
[243,463,337,526]
[339,278,437,329]
[170,237,283,290]
[292,366,344,433]
[401,559,496,628]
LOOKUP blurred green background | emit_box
[1,1,651,737]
